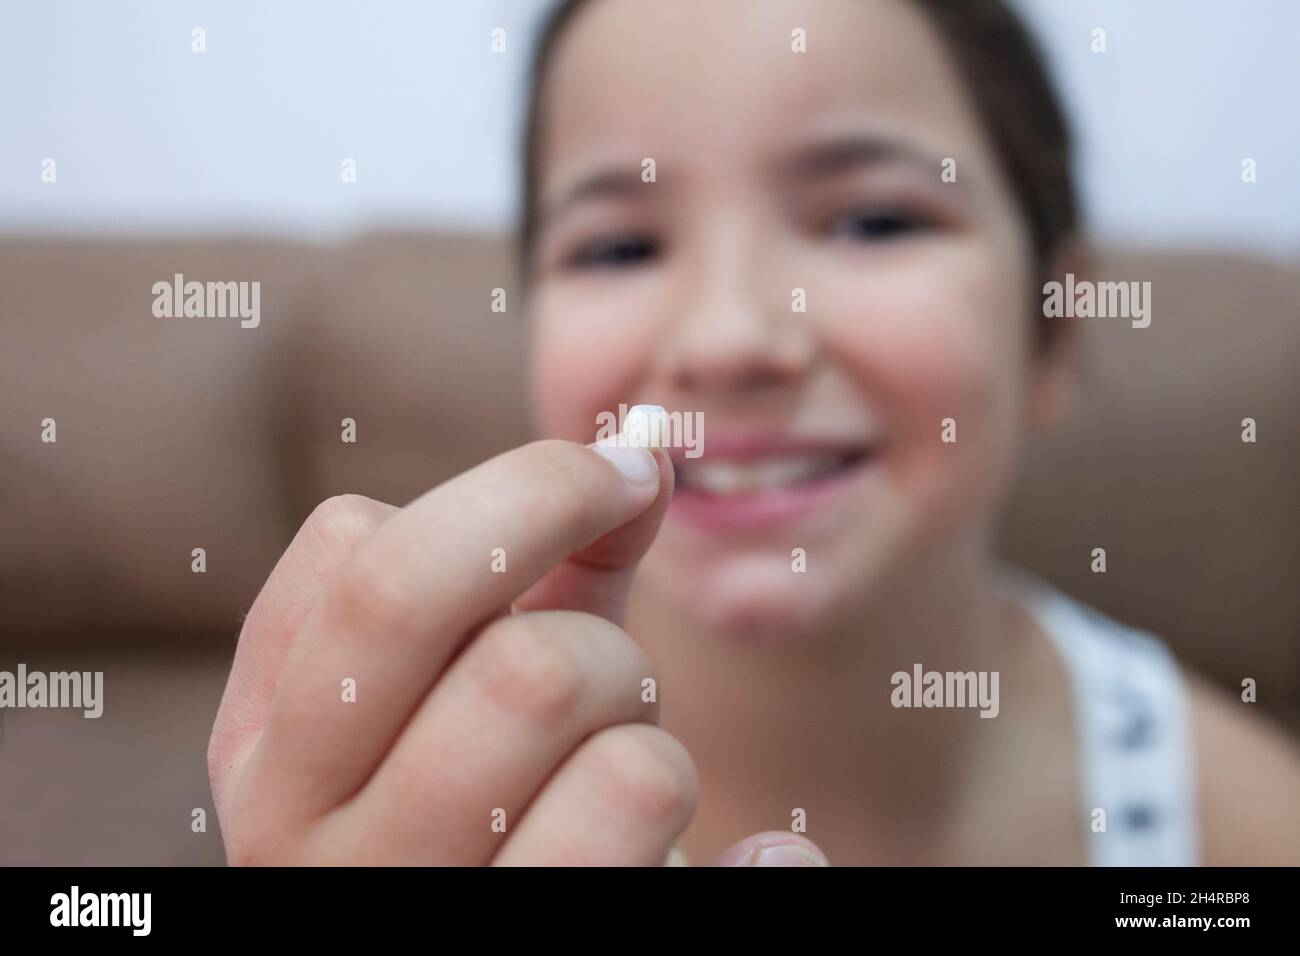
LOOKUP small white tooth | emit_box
[623,404,670,448]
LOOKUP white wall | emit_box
[1,0,1295,256]
[1014,0,1298,257]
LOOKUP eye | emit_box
[568,234,658,269]
[827,209,926,242]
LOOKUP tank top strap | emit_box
[994,565,1201,866]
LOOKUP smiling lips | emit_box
[667,433,876,533]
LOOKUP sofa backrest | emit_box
[3,232,1295,727]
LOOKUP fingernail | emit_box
[591,443,660,486]
[748,845,828,867]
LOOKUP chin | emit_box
[645,548,868,649]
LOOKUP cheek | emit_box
[527,283,661,441]
[816,245,1030,496]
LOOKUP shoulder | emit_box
[1183,669,1300,865]
[1004,571,1300,865]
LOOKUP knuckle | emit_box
[325,542,412,637]
[617,630,657,691]
[303,494,388,556]
[563,612,658,706]
[585,725,698,828]
[467,616,588,726]
[240,494,390,636]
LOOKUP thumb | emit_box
[710,832,830,867]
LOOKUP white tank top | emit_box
[667,567,1201,867]
[995,565,1201,866]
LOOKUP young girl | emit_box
[208,0,1300,865]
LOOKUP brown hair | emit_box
[518,0,1078,345]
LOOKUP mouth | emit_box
[668,435,876,533]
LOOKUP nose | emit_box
[653,216,816,397]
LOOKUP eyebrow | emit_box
[784,133,949,182]
[537,167,650,231]
[537,133,958,230]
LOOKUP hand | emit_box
[208,439,827,866]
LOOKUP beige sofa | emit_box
[1,232,1296,864]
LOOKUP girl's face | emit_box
[527,0,1065,642]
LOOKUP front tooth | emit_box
[695,461,749,494]
[691,455,840,494]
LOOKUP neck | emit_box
[627,531,1029,864]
